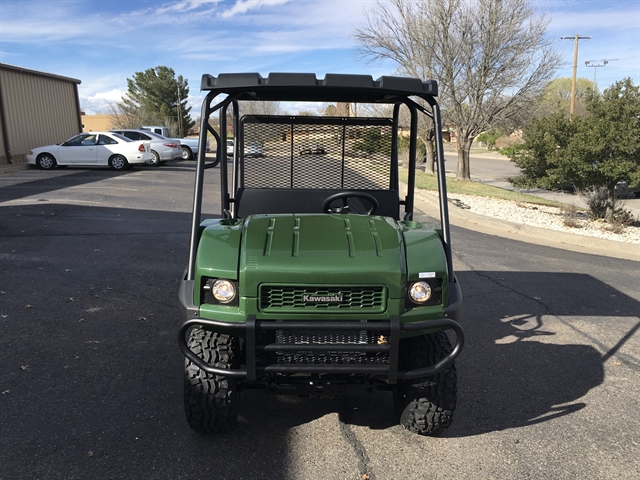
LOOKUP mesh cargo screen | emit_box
[240,116,394,190]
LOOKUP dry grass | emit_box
[561,204,583,228]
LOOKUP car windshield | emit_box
[64,134,85,145]
[64,133,98,146]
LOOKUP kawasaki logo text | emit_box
[303,294,343,303]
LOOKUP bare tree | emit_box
[355,0,561,180]
[107,103,165,130]
[239,101,282,116]
[357,101,438,172]
[321,104,338,116]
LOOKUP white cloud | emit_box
[80,88,206,118]
[220,0,289,19]
[155,0,223,14]
[543,5,639,33]
[80,89,124,115]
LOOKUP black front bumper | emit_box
[179,315,464,384]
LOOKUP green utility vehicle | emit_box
[178,73,464,436]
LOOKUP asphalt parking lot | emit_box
[1,162,639,479]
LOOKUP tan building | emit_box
[0,63,82,168]
[81,114,113,132]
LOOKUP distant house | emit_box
[0,63,82,169]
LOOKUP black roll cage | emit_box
[187,73,453,282]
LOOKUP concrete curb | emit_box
[407,186,639,262]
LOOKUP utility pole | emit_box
[561,34,591,120]
[176,81,183,137]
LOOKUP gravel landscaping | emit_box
[439,192,640,245]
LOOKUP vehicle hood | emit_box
[29,144,60,153]
[239,214,406,298]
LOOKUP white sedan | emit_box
[26,132,153,170]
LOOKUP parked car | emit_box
[140,126,209,160]
[244,141,264,157]
[176,137,208,160]
[111,129,182,166]
[226,139,234,157]
[298,144,326,155]
[26,132,152,170]
[141,125,172,137]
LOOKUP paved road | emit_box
[1,163,638,479]
[443,149,640,217]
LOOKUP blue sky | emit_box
[1,0,638,115]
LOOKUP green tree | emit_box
[476,127,506,150]
[508,78,640,218]
[354,127,393,155]
[539,77,596,117]
[117,66,194,137]
[506,113,579,189]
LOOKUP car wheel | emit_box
[181,147,193,160]
[184,329,239,433]
[109,155,129,171]
[146,150,161,166]
[36,153,56,170]
[393,332,457,436]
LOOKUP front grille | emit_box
[273,329,390,364]
[260,285,386,313]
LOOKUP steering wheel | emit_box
[322,192,379,215]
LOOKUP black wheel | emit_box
[184,329,239,433]
[181,146,193,160]
[146,150,161,166]
[322,191,379,215]
[394,332,457,436]
[109,155,129,170]
[36,153,56,170]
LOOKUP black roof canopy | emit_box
[200,72,438,103]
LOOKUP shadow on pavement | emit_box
[445,269,637,437]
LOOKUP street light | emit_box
[585,60,609,85]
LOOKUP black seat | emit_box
[234,188,400,219]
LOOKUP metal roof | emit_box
[0,63,81,85]
[200,73,438,102]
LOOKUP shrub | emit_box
[505,78,640,219]
[476,127,506,150]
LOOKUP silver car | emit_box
[111,129,182,166]
[244,141,264,158]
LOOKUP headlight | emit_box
[210,279,237,304]
[408,281,432,304]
